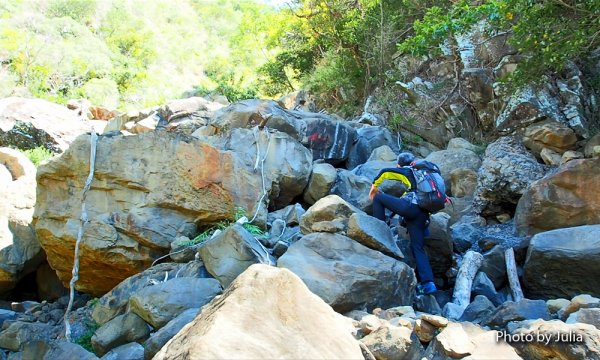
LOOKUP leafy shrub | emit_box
[73,319,98,353]
[22,147,54,166]
[80,78,120,109]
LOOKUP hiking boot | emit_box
[417,281,437,295]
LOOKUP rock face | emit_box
[523,225,600,299]
[0,148,43,294]
[474,137,546,216]
[210,99,356,164]
[33,132,264,296]
[515,158,600,235]
[0,97,91,152]
[277,232,416,312]
[222,128,313,209]
[153,264,365,360]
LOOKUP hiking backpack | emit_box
[408,160,448,213]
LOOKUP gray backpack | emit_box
[408,160,448,213]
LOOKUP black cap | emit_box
[397,152,415,166]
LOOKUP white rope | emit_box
[151,126,274,268]
[65,131,98,341]
[249,126,272,224]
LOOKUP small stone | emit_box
[420,314,449,328]
[414,318,437,342]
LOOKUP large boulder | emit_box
[0,97,91,152]
[210,99,356,164]
[34,131,264,296]
[143,308,198,360]
[347,213,403,259]
[300,195,363,235]
[515,158,600,235]
[494,85,563,135]
[0,148,43,294]
[425,149,481,195]
[198,224,274,288]
[303,162,337,205]
[92,261,206,326]
[330,170,373,212]
[277,232,416,312]
[346,126,399,169]
[129,277,221,329]
[522,225,600,299]
[222,128,312,209]
[474,137,546,216]
[90,312,150,356]
[159,97,224,133]
[153,264,365,360]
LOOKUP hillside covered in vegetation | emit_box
[2,0,599,116]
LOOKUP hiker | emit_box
[369,152,440,295]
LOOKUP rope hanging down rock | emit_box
[64,131,98,342]
[150,125,274,267]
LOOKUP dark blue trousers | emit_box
[373,192,434,283]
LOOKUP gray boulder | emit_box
[460,295,496,324]
[346,126,399,169]
[92,262,206,326]
[330,170,373,212]
[91,312,150,356]
[129,277,221,329]
[0,321,58,351]
[198,224,274,288]
[484,299,551,329]
[0,97,90,152]
[300,195,363,235]
[21,340,98,360]
[523,225,600,299]
[347,213,403,259]
[222,128,312,209]
[425,149,481,195]
[302,162,336,205]
[278,232,416,312]
[473,136,546,216]
[100,343,144,360]
[143,308,198,360]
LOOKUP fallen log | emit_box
[452,250,484,311]
[505,247,524,302]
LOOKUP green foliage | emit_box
[73,319,98,353]
[80,78,120,109]
[181,207,266,247]
[21,147,54,166]
[45,0,97,23]
[0,0,280,110]
[397,0,600,87]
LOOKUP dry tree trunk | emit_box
[452,250,484,311]
[505,247,524,302]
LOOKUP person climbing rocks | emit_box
[369,152,437,295]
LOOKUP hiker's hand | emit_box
[369,185,378,200]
